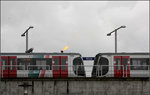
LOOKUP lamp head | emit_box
[25,48,34,53]
[21,34,25,37]
[107,33,111,36]
[29,26,34,28]
[121,25,126,28]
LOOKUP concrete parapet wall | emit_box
[0,78,150,95]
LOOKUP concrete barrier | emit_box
[0,78,150,95]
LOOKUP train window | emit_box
[17,58,33,70]
[62,58,67,70]
[99,57,109,75]
[73,57,83,65]
[47,58,52,70]
[131,58,149,70]
[92,54,100,77]
[123,58,128,70]
[92,55,109,77]
[116,58,120,70]
[10,59,15,70]
[2,59,8,70]
[26,58,52,70]
[36,59,46,70]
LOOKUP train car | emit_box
[0,53,86,78]
[92,53,150,77]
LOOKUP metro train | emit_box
[1,52,150,78]
[0,53,86,78]
[92,53,150,77]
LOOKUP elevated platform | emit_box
[0,77,150,95]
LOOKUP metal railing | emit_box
[27,65,50,70]
[91,65,150,77]
[1,65,150,78]
[1,65,25,78]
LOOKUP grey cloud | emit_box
[1,1,149,57]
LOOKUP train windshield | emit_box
[73,57,85,76]
[92,55,109,77]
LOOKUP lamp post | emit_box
[21,26,34,52]
[149,25,150,93]
[107,26,126,53]
[0,28,2,81]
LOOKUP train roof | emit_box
[97,52,150,56]
[0,52,81,55]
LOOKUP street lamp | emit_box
[21,26,34,52]
[107,25,126,53]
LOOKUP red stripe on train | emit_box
[45,55,50,58]
[40,70,46,77]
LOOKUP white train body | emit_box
[92,53,150,77]
[1,53,86,78]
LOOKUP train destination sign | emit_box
[82,57,95,61]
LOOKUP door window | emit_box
[61,58,67,70]
[2,59,8,70]
[53,58,59,70]
[123,58,128,70]
[10,59,16,70]
[116,58,120,70]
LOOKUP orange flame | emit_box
[62,45,69,51]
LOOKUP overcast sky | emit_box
[1,1,149,57]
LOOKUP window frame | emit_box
[2,58,8,70]
[130,58,149,70]
[17,58,33,70]
[17,58,52,70]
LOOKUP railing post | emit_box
[97,65,99,76]
[75,65,77,76]
[24,65,25,77]
[95,65,98,76]
[126,65,127,77]
[101,65,102,76]
[71,65,72,77]
[122,65,123,77]
[148,65,149,76]
[95,65,97,76]
[77,65,78,76]
[111,66,114,77]
[126,64,128,77]
[69,65,70,77]
[2,65,3,78]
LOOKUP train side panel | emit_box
[92,53,150,78]
[1,53,86,78]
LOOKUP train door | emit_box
[52,56,60,77]
[122,56,130,77]
[1,56,9,78]
[114,56,130,77]
[1,56,17,78]
[61,56,68,77]
[9,56,17,78]
[114,56,121,77]
[52,56,68,78]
